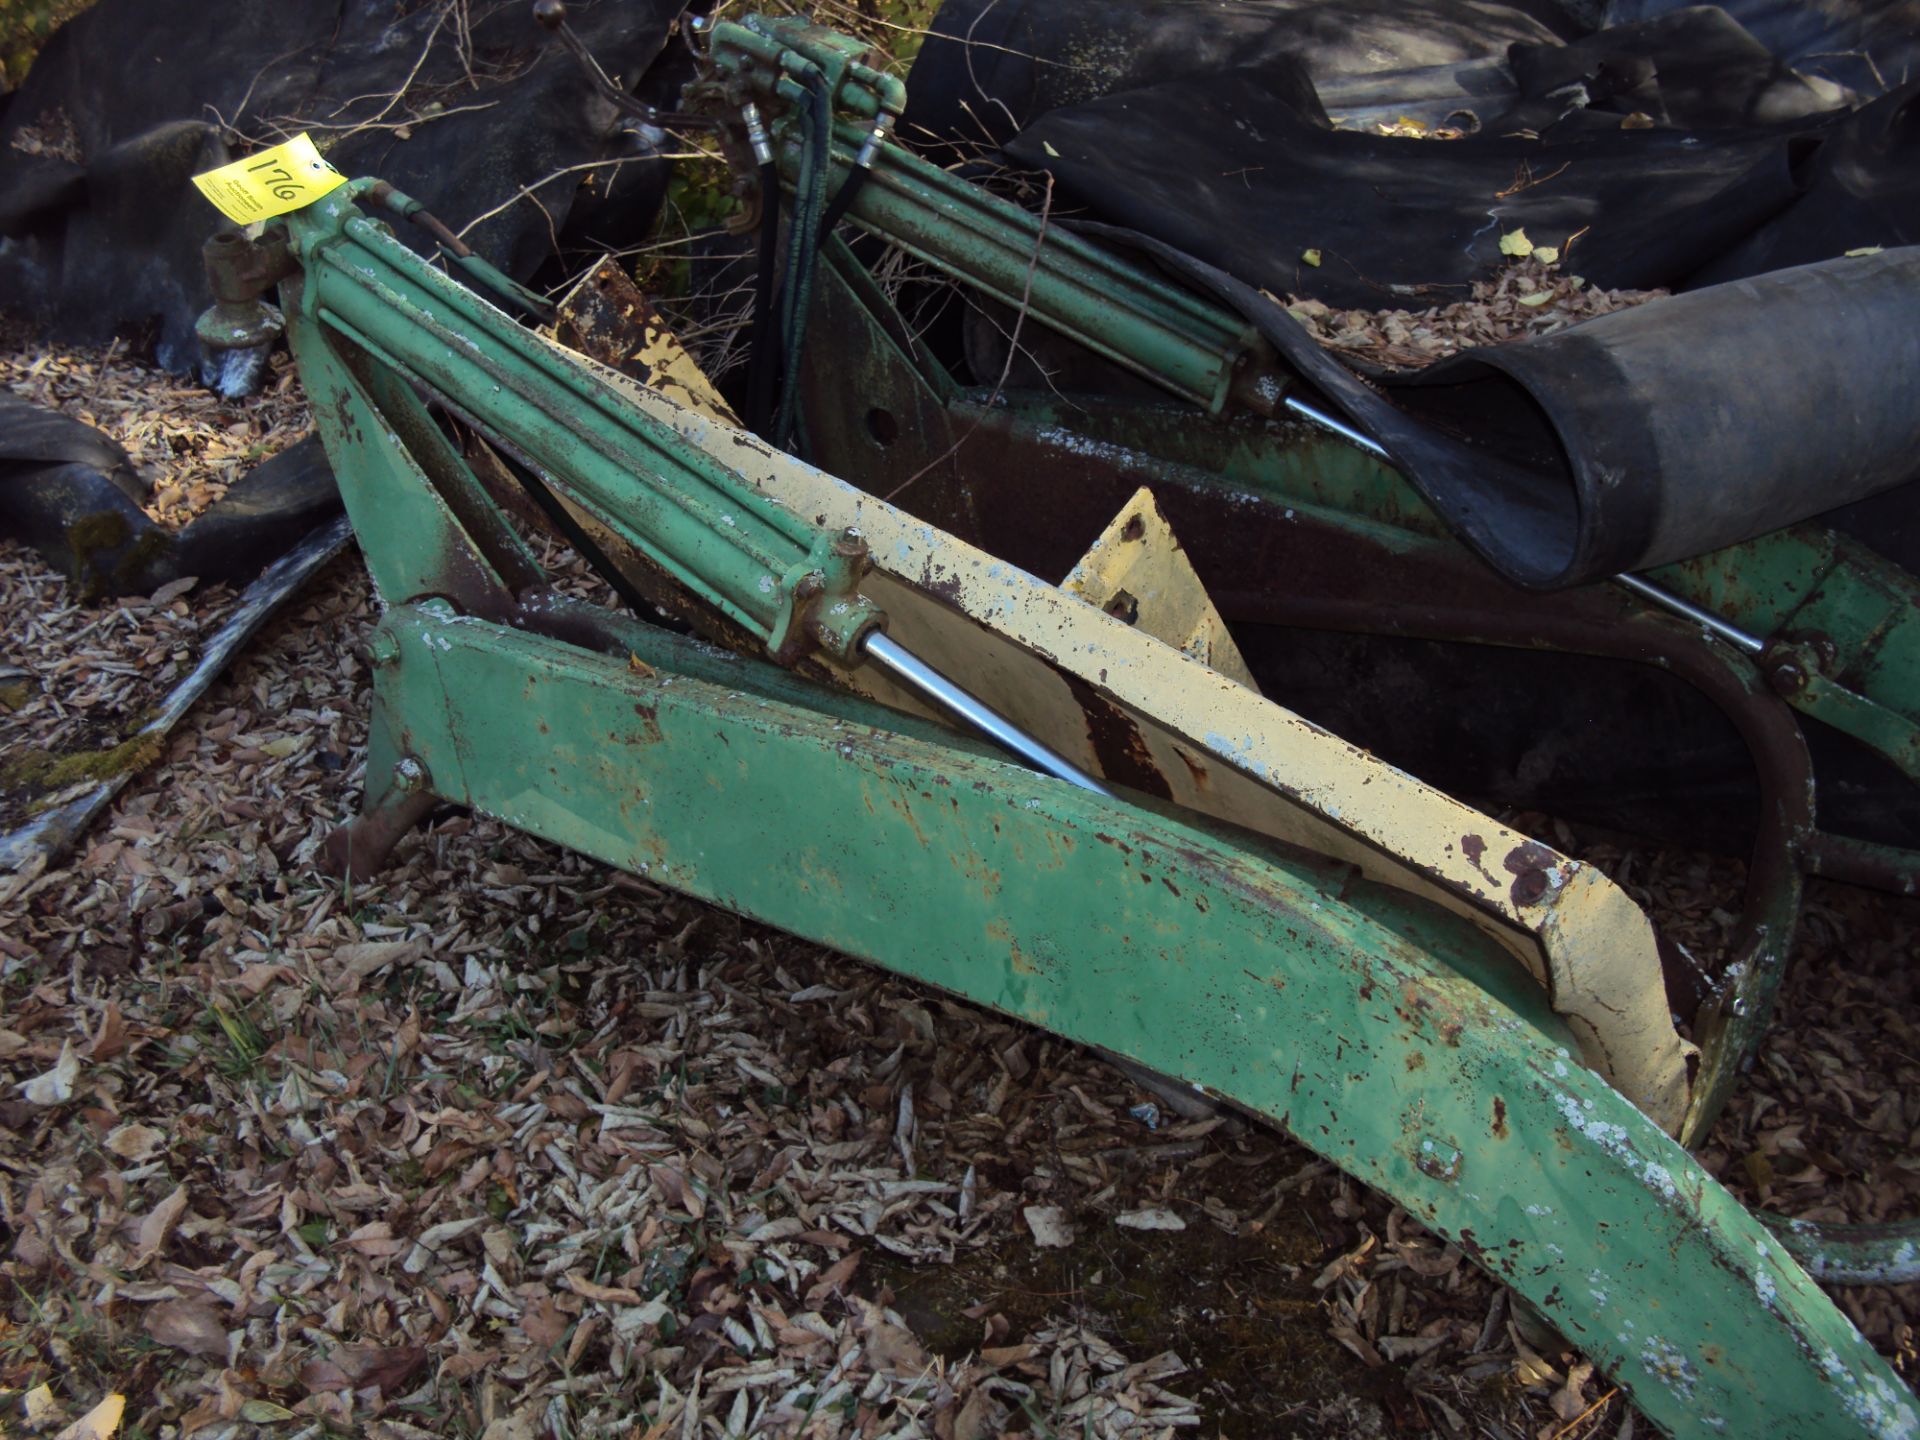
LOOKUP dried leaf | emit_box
[301,1343,429,1397]
[953,1386,1003,1440]
[1114,1207,1185,1231]
[134,1184,190,1265]
[1023,1205,1075,1248]
[105,1122,168,1162]
[148,575,200,606]
[855,1298,928,1376]
[54,1395,126,1440]
[1498,228,1534,257]
[20,1040,80,1105]
[145,1300,230,1359]
[565,1271,644,1305]
[89,1003,130,1061]
[337,940,421,978]
[805,1250,861,1306]
[404,1216,483,1273]
[25,1384,60,1424]
[649,1163,704,1219]
[522,1295,570,1349]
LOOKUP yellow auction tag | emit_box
[191,133,347,225]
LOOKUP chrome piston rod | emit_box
[1281,395,1768,653]
[863,632,1113,796]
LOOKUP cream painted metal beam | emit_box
[551,339,1696,1133]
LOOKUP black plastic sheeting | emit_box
[905,0,1920,587]
[0,0,683,594]
[0,391,338,598]
[0,0,683,372]
[906,0,1917,155]
[1604,0,1920,99]
[1009,62,1817,308]
[900,0,1581,161]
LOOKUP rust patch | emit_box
[984,917,1035,975]
[918,568,967,609]
[1060,672,1174,800]
[1492,1096,1509,1139]
[618,702,663,746]
[1503,841,1558,907]
[1460,833,1497,884]
[894,791,931,848]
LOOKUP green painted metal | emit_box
[824,125,1263,416]
[708,26,1920,767]
[703,11,1265,417]
[705,14,905,120]
[260,143,1920,1435]
[282,271,532,617]
[1766,1214,1920,1285]
[1805,831,1920,896]
[1791,672,1920,783]
[281,183,882,665]
[1653,530,1920,781]
[793,251,1820,1155]
[195,229,295,354]
[363,594,1915,1440]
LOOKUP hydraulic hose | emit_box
[771,73,833,451]
[744,158,783,437]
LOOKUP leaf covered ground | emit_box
[4,289,1920,1440]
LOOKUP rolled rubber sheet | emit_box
[1082,229,1920,586]
[912,0,1920,585]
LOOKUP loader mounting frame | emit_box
[235,158,1920,1439]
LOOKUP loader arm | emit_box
[203,164,1920,1438]
[678,12,1920,1163]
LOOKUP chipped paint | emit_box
[606,373,1698,1132]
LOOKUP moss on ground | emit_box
[2,729,164,796]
